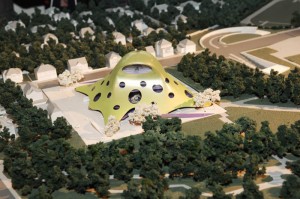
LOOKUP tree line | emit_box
[177,49,300,105]
[0,79,300,198]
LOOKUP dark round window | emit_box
[119,82,125,88]
[174,81,178,85]
[165,78,169,83]
[107,92,111,98]
[140,81,146,87]
[94,93,101,101]
[101,80,104,85]
[106,81,110,86]
[113,105,120,110]
[185,90,193,98]
[152,85,163,93]
[128,89,142,104]
[168,92,174,98]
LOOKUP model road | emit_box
[202,28,300,61]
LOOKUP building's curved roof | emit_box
[76,51,195,123]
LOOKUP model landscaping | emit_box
[0,0,300,198]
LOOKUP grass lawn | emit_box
[67,129,87,149]
[251,0,298,26]
[52,188,98,199]
[286,54,300,65]
[261,187,281,199]
[221,34,260,44]
[182,115,224,139]
[245,97,298,108]
[225,107,300,132]
[247,47,297,72]
[166,67,204,92]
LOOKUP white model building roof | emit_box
[105,51,121,59]
[79,27,95,37]
[179,1,201,10]
[4,68,22,76]
[112,31,125,39]
[151,3,168,13]
[143,27,155,35]
[145,46,155,54]
[156,39,172,48]
[178,39,195,47]
[31,24,56,33]
[5,20,25,32]
[68,57,88,67]
[23,82,41,96]
[35,64,56,73]
[43,33,59,44]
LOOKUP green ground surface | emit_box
[247,47,297,71]
[52,188,98,199]
[182,115,224,139]
[251,0,298,27]
[225,107,300,132]
[166,67,204,92]
[67,129,86,149]
[245,97,298,108]
[286,54,300,65]
[221,34,260,44]
[261,187,281,199]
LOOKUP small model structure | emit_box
[112,31,126,45]
[34,64,57,81]
[145,46,156,57]
[22,82,46,104]
[172,14,188,29]
[2,68,23,83]
[67,57,89,73]
[151,3,168,14]
[143,27,155,36]
[76,51,195,123]
[47,102,64,123]
[105,52,122,68]
[53,12,70,22]
[79,27,95,39]
[176,39,196,54]
[131,19,148,33]
[43,33,59,45]
[5,20,25,32]
[155,39,174,57]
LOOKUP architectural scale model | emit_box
[0,0,300,198]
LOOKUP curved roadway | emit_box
[202,28,300,64]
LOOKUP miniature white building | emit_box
[79,11,93,17]
[53,12,70,22]
[131,19,148,33]
[179,1,201,12]
[143,27,155,36]
[5,20,25,32]
[155,39,174,58]
[172,14,188,29]
[177,39,196,54]
[105,52,122,68]
[31,24,56,33]
[22,82,45,104]
[112,31,126,45]
[67,57,89,73]
[34,64,57,81]
[43,33,59,45]
[47,102,64,123]
[145,46,156,57]
[44,7,59,17]
[156,28,168,34]
[151,3,168,14]
[79,27,95,39]
[0,105,6,116]
[2,68,23,83]
[106,17,115,27]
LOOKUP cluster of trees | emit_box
[0,2,187,75]
[177,49,300,105]
[291,11,300,27]
[1,79,300,198]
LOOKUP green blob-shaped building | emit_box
[76,51,195,123]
